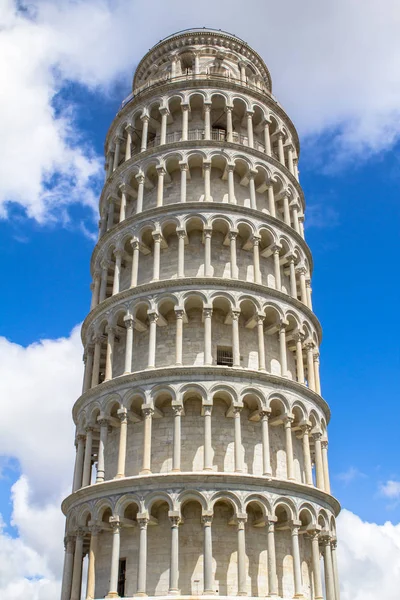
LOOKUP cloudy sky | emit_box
[0,0,399,598]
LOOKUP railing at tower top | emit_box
[119,71,280,113]
[117,128,279,167]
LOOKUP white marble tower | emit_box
[61,28,340,600]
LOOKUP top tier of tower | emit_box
[132,28,272,96]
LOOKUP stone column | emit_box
[91,336,102,387]
[104,326,115,381]
[180,163,188,203]
[72,434,85,492]
[203,307,213,366]
[86,525,100,600]
[231,309,241,368]
[156,167,165,207]
[291,201,301,234]
[99,260,109,303]
[136,173,145,213]
[203,161,211,201]
[204,104,211,140]
[313,431,325,490]
[331,539,340,600]
[172,406,182,471]
[306,280,313,310]
[96,418,109,483]
[284,416,295,481]
[160,108,169,145]
[82,345,94,393]
[175,308,184,366]
[82,427,94,487]
[169,514,181,593]
[233,406,243,472]
[204,228,212,276]
[256,314,266,371]
[140,116,149,152]
[297,267,308,305]
[177,229,186,277]
[249,170,257,209]
[227,165,236,204]
[293,157,299,181]
[61,536,75,600]
[246,111,254,148]
[202,515,214,593]
[90,272,101,310]
[260,410,272,476]
[273,245,281,290]
[116,409,128,478]
[107,517,121,598]
[299,215,305,238]
[229,230,238,279]
[119,184,127,222]
[264,121,272,156]
[288,256,297,298]
[291,523,303,598]
[226,106,233,142]
[267,185,276,217]
[302,424,313,485]
[181,104,189,140]
[305,342,316,391]
[282,193,291,226]
[130,239,140,287]
[203,405,213,470]
[294,332,305,384]
[279,323,288,377]
[314,352,322,395]
[253,235,261,284]
[141,407,154,474]
[112,137,121,171]
[267,520,278,596]
[70,531,84,600]
[106,153,113,178]
[237,517,247,595]
[321,535,335,600]
[137,516,149,595]
[309,531,323,599]
[277,133,285,166]
[125,125,133,161]
[147,311,158,368]
[112,249,123,295]
[287,146,294,175]
[322,440,331,493]
[123,314,134,375]
[107,199,114,230]
[152,232,162,281]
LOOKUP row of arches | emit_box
[83,292,320,395]
[62,491,338,600]
[73,387,330,496]
[106,90,298,184]
[93,215,311,312]
[100,149,304,239]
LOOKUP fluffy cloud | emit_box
[1,0,400,223]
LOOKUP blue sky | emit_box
[0,1,399,598]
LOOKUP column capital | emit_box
[231,309,241,321]
[312,430,323,441]
[203,102,211,111]
[301,422,312,435]
[319,533,332,546]
[168,512,182,527]
[252,234,261,246]
[176,228,187,239]
[304,340,315,352]
[256,313,265,324]
[296,265,307,276]
[123,313,135,329]
[271,243,282,254]
[181,103,190,112]
[203,227,212,238]
[259,409,271,420]
[321,439,328,450]
[89,523,103,536]
[135,172,145,184]
[203,160,211,170]
[293,330,305,343]
[236,516,247,530]
[156,165,166,176]
[147,310,159,324]
[313,351,320,362]
[225,105,233,113]
[109,516,121,531]
[137,514,150,529]
[246,109,255,117]
[172,405,183,416]
[289,520,302,533]
[203,307,213,319]
[85,425,95,434]
[130,238,140,250]
[228,229,238,240]
[100,258,111,270]
[117,408,128,424]
[201,513,213,526]
[179,162,189,172]
[283,414,294,426]
[174,307,185,319]
[142,406,154,419]
[75,433,86,444]
[286,253,296,264]
[113,247,124,259]
[140,114,150,123]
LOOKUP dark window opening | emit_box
[118,558,126,597]
[217,346,233,367]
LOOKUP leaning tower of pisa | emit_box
[60,28,341,600]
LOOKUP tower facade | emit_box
[61,29,340,600]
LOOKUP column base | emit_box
[238,593,248,596]
[263,472,273,478]
[168,589,181,595]
[202,591,217,596]
[171,468,181,473]
[134,593,148,597]
[203,467,214,472]
[113,474,125,479]
[106,593,120,598]
[139,469,152,475]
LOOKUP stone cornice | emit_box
[82,277,322,343]
[91,202,313,275]
[101,139,304,217]
[61,471,340,517]
[105,78,300,157]
[72,365,330,423]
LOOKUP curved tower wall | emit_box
[60,29,340,600]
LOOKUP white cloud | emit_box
[1,0,400,224]
[381,480,400,499]
[336,466,367,485]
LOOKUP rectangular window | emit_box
[217,346,233,367]
[118,558,126,597]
